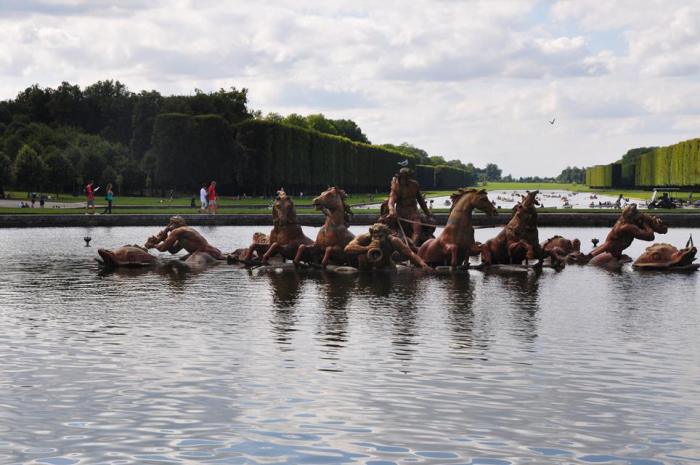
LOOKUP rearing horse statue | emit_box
[244,189,313,264]
[294,186,355,268]
[418,188,497,267]
[481,190,542,265]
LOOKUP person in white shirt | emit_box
[199,183,208,211]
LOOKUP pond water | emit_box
[356,190,638,210]
[1,226,699,465]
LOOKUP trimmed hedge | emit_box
[416,165,436,189]
[235,119,421,194]
[417,164,475,190]
[586,164,614,187]
[586,138,700,188]
[153,113,238,192]
[435,165,474,189]
[153,115,476,194]
[635,139,700,187]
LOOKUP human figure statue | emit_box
[589,204,667,268]
[345,223,433,272]
[384,167,435,245]
[145,216,225,265]
[541,236,587,266]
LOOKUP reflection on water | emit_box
[0,226,699,465]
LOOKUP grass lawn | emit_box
[2,205,695,216]
[0,207,277,215]
[4,191,383,207]
[5,183,696,210]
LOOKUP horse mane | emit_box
[338,189,353,226]
[449,188,484,213]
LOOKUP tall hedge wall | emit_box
[416,164,475,190]
[416,165,436,189]
[586,164,614,187]
[153,115,477,194]
[587,138,700,189]
[234,120,423,194]
[153,113,239,192]
[635,139,700,187]
[434,165,474,189]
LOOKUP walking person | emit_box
[199,183,208,212]
[85,180,98,214]
[207,181,218,215]
[102,183,114,214]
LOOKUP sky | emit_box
[1,0,699,177]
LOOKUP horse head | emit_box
[450,188,497,216]
[272,189,297,226]
[520,190,540,209]
[314,186,353,225]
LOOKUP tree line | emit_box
[0,80,506,198]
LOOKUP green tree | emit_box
[13,144,47,191]
[12,84,52,124]
[115,174,124,195]
[555,166,585,184]
[331,119,370,144]
[79,152,107,185]
[44,152,76,196]
[83,80,134,144]
[305,114,338,135]
[429,155,447,165]
[100,165,118,187]
[446,159,468,170]
[264,112,284,123]
[484,163,502,181]
[381,143,430,164]
[283,113,308,129]
[48,81,85,128]
[0,151,12,197]
[120,160,146,194]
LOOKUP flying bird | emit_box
[549,118,556,125]
[397,159,410,167]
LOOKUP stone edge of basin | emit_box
[1,213,699,228]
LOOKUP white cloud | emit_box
[0,1,698,176]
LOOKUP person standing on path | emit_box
[85,180,98,214]
[207,181,217,215]
[199,183,208,212]
[102,183,114,214]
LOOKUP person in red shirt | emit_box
[85,180,97,214]
[207,181,217,215]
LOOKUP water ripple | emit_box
[0,226,698,465]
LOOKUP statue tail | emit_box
[97,248,119,267]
